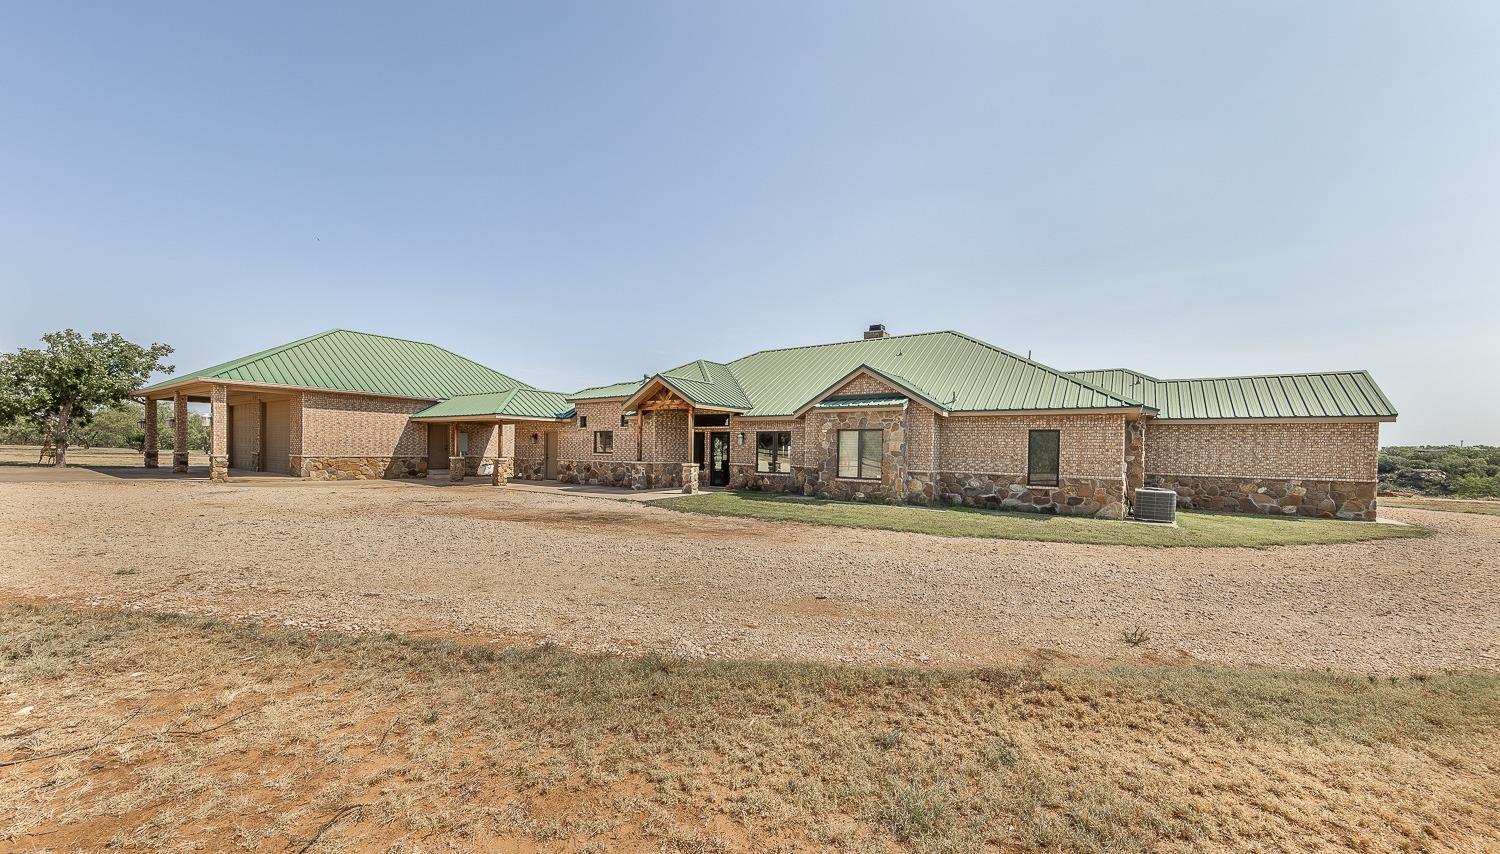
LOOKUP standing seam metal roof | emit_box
[1066,368,1397,419]
[725,331,1141,417]
[140,329,532,400]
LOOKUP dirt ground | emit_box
[0,476,1496,674]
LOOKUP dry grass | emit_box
[656,491,1431,547]
[0,444,208,468]
[1381,495,1500,516]
[2,601,1497,852]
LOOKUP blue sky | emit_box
[2,2,1495,444]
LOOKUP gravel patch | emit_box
[0,479,1495,674]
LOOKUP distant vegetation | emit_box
[1380,445,1500,498]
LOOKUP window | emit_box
[593,430,614,454]
[457,431,469,456]
[578,414,588,428]
[1028,430,1060,486]
[836,429,883,479]
[756,431,792,473]
[620,412,630,427]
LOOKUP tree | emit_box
[0,330,173,467]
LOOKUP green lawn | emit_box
[654,491,1431,548]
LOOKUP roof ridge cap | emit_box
[728,330,957,364]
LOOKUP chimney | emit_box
[864,323,889,340]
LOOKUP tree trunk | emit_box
[53,400,72,467]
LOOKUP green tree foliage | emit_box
[1379,445,1500,498]
[0,330,173,466]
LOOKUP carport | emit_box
[132,380,296,481]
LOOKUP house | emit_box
[134,325,1397,521]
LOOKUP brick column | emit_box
[143,398,158,468]
[172,393,189,472]
[209,384,230,482]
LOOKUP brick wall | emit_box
[936,413,1126,479]
[643,408,691,463]
[1145,421,1379,481]
[512,423,556,462]
[559,399,641,462]
[727,419,804,468]
[830,372,902,397]
[299,391,427,457]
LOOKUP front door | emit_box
[544,431,558,479]
[709,431,730,486]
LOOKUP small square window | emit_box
[620,413,630,427]
[594,431,614,454]
[578,414,588,428]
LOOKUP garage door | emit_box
[263,400,290,474]
[229,404,257,470]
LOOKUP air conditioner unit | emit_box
[1133,487,1177,524]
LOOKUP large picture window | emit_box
[837,429,883,479]
[756,431,792,473]
[593,430,614,454]
[1028,429,1060,486]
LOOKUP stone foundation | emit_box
[209,455,229,482]
[908,472,1126,519]
[729,465,1127,519]
[1145,474,1378,521]
[558,460,686,489]
[513,459,547,480]
[294,456,428,480]
[729,465,816,494]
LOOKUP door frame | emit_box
[709,431,730,486]
[544,431,559,480]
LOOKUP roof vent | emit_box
[864,324,889,340]
[1133,487,1177,524]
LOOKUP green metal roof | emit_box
[1067,368,1397,420]
[570,379,646,401]
[812,394,910,410]
[650,359,754,410]
[726,331,1141,417]
[141,329,532,400]
[411,388,574,421]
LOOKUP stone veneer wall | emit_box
[1144,421,1381,520]
[558,460,690,489]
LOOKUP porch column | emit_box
[209,384,229,482]
[172,393,189,472]
[449,423,464,481]
[143,398,158,468]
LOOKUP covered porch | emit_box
[134,380,299,482]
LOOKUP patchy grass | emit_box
[654,491,1431,547]
[1,601,1496,852]
[1382,495,1500,516]
[0,444,208,468]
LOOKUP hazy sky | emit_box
[2,2,1495,445]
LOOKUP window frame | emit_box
[1027,429,1060,487]
[593,430,614,454]
[835,428,884,480]
[578,414,588,428]
[755,431,793,474]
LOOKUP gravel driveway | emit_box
[1,477,1495,673]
